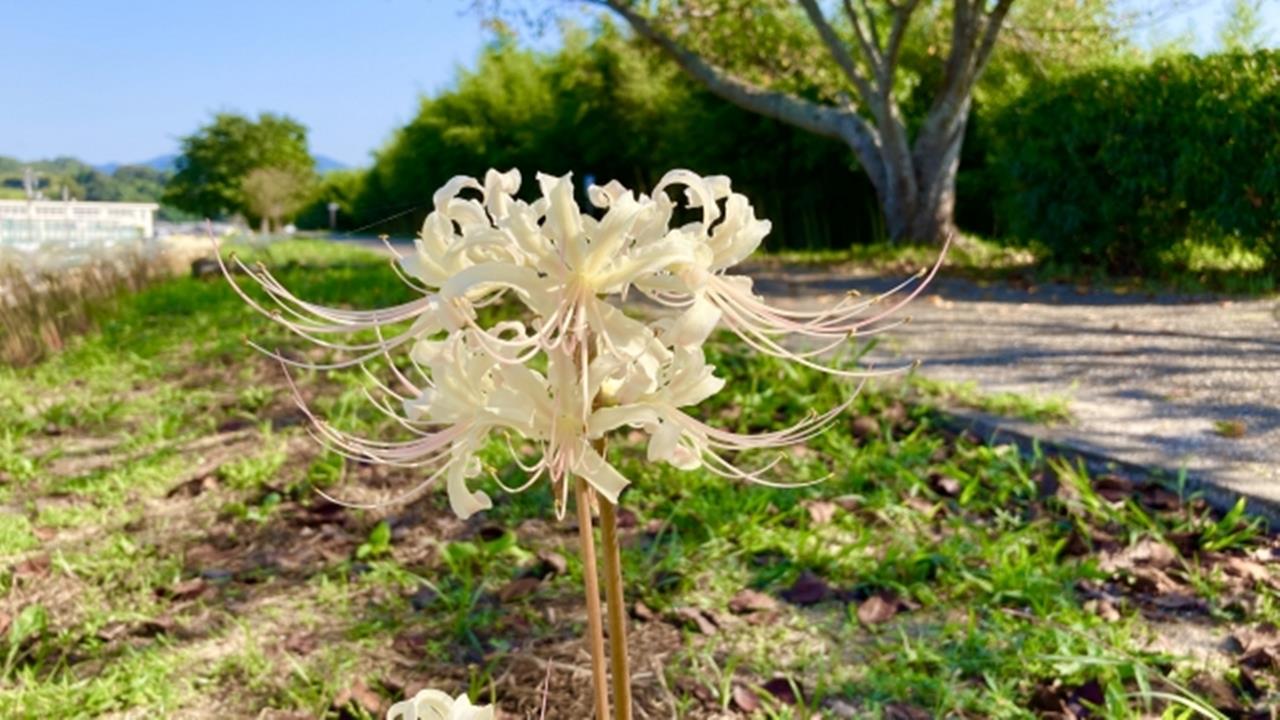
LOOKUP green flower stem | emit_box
[600,496,633,720]
[575,477,611,720]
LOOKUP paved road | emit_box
[753,266,1280,517]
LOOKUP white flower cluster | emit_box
[225,169,939,518]
[386,688,493,720]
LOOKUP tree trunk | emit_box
[906,136,963,243]
[904,177,957,242]
[876,100,968,244]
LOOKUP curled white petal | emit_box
[225,167,939,518]
[386,688,495,720]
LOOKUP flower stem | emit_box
[575,477,610,720]
[599,498,633,720]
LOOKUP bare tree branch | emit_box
[594,0,884,180]
[858,0,885,54]
[883,0,921,88]
[841,0,887,87]
[970,0,1016,82]
[797,0,878,104]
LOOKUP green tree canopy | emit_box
[164,112,314,220]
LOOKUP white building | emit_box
[0,199,159,270]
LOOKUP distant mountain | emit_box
[314,155,350,173]
[92,154,177,174]
[0,154,167,203]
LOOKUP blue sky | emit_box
[4,1,500,166]
[4,1,1276,168]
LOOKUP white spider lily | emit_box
[386,688,494,720]
[221,168,942,518]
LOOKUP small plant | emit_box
[356,520,393,560]
[2,603,48,681]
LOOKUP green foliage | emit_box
[352,26,882,250]
[0,156,169,205]
[355,521,393,560]
[164,112,315,221]
[987,50,1280,274]
[343,14,1127,253]
[295,169,367,230]
[1219,0,1270,52]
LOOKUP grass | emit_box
[759,234,1037,279]
[762,233,1278,297]
[905,375,1074,425]
[1,239,1277,717]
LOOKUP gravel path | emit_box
[752,266,1280,517]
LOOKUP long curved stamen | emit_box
[717,306,916,379]
[220,171,941,521]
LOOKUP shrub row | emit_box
[986,51,1280,273]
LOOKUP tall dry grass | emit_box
[0,237,213,366]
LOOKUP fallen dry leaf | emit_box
[731,684,761,713]
[1188,673,1242,713]
[535,550,567,578]
[13,554,50,579]
[1084,598,1121,622]
[1214,419,1247,439]
[670,607,718,635]
[615,508,638,528]
[1129,537,1177,568]
[157,577,208,602]
[333,678,382,715]
[780,572,831,606]
[802,500,838,526]
[497,576,541,603]
[903,495,941,517]
[409,585,437,611]
[882,402,908,425]
[392,631,426,657]
[632,601,657,622]
[1240,645,1280,673]
[1218,556,1274,587]
[856,593,899,626]
[1067,679,1106,712]
[1100,537,1177,574]
[850,416,878,439]
[1152,593,1205,612]
[931,474,962,497]
[1248,545,1280,564]
[97,618,175,642]
[729,589,778,615]
[284,632,318,656]
[1123,565,1182,594]
[761,677,800,705]
[1092,474,1134,502]
[1166,530,1200,557]
[883,702,931,720]
[1138,485,1182,512]
[833,495,862,512]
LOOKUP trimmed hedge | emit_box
[989,51,1280,273]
